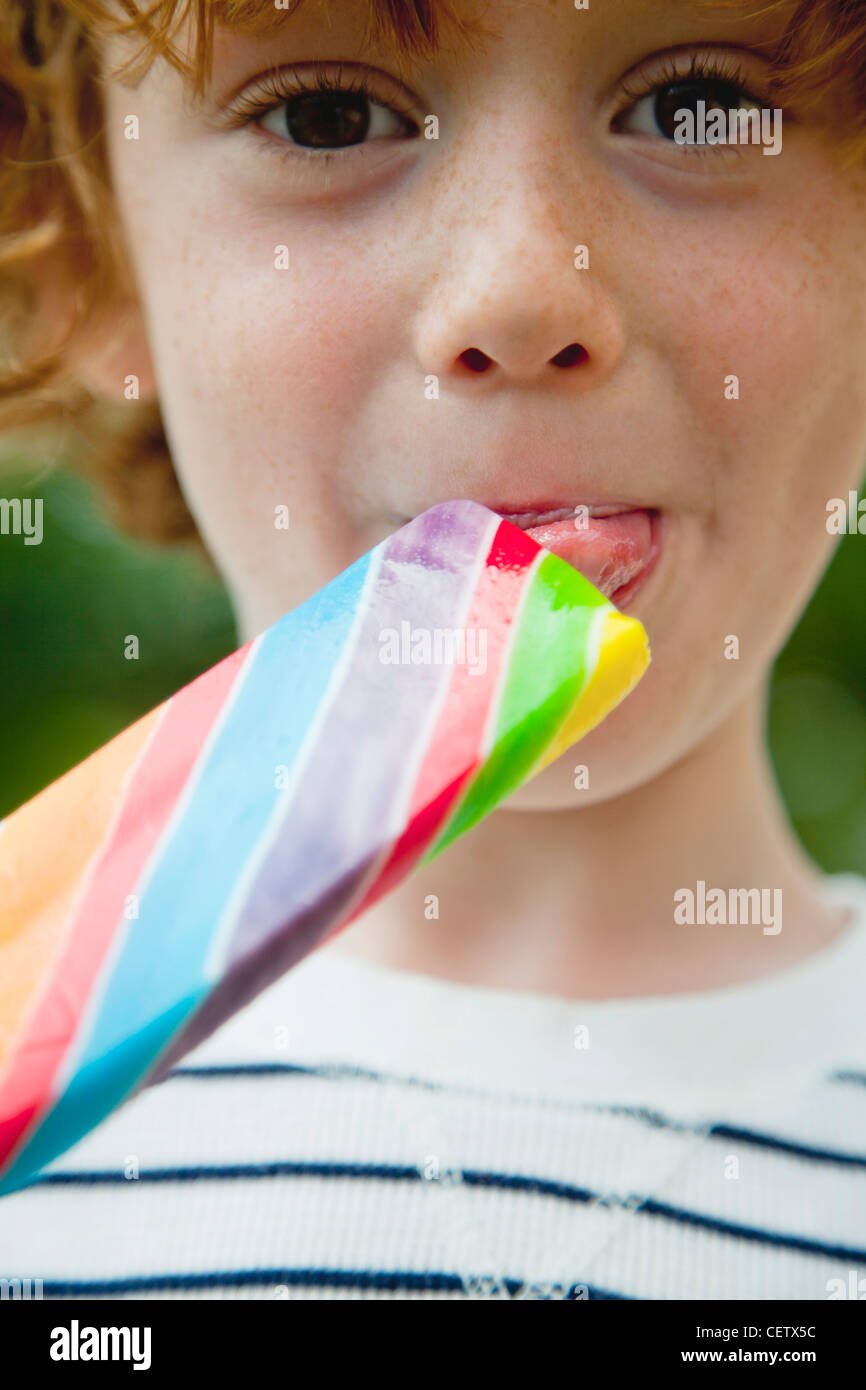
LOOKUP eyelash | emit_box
[613,51,771,145]
[225,65,418,163]
[620,51,758,104]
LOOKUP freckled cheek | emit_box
[149,232,396,416]
[653,243,840,478]
[633,244,843,610]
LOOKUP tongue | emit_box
[523,510,653,598]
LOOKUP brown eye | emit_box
[260,87,410,150]
[652,81,750,140]
[280,90,369,148]
[617,75,761,143]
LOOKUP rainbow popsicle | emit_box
[0,499,649,1195]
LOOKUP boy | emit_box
[0,0,864,1299]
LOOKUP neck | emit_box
[326,686,850,998]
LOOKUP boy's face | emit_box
[99,0,866,808]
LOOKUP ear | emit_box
[72,291,159,404]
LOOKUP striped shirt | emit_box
[1,872,865,1301]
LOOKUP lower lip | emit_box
[516,508,662,609]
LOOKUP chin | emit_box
[500,749,644,813]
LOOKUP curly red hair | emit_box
[0,0,864,546]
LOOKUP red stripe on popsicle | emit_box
[0,644,251,1170]
[345,521,539,919]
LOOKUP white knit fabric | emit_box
[1,873,865,1301]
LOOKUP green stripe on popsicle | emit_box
[422,552,609,861]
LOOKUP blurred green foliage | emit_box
[768,502,866,874]
[0,456,864,874]
[0,461,236,813]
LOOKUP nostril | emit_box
[459,347,493,373]
[551,343,588,368]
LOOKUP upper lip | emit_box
[485,501,649,529]
[399,498,657,529]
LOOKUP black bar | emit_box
[1,1296,860,1374]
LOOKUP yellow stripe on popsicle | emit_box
[534,610,650,773]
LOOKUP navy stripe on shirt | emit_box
[164,1061,866,1168]
[34,1159,866,1265]
[37,1268,633,1299]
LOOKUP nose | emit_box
[412,161,626,391]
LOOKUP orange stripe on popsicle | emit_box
[0,710,161,1074]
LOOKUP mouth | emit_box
[490,503,663,609]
